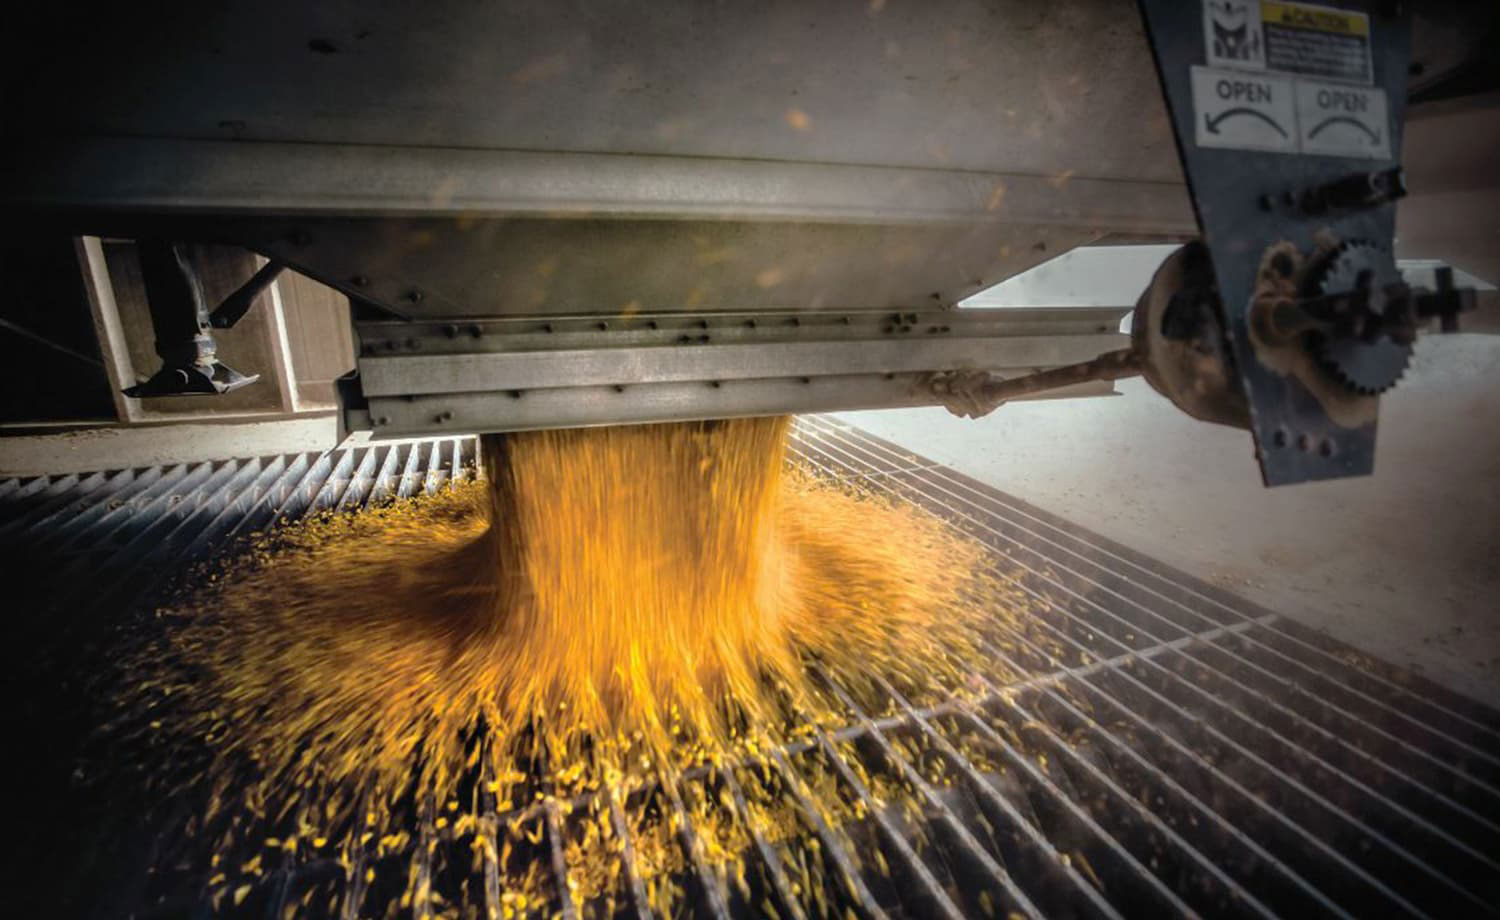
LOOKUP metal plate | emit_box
[1139,0,1412,485]
[345,307,1128,434]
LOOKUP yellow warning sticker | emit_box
[1262,1,1368,37]
[1259,1,1373,84]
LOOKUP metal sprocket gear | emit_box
[1307,241,1412,395]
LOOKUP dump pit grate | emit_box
[4,421,1497,918]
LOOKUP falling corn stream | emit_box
[93,417,1065,918]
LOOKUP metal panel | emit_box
[3,1,1182,181]
[1,0,1198,319]
[6,137,1195,229]
[358,373,1117,435]
[347,307,1128,433]
[361,335,1124,396]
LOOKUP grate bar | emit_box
[870,672,1209,919]
[975,638,1376,917]
[794,427,1500,811]
[805,432,1495,907]
[340,792,376,920]
[43,462,180,554]
[0,471,81,538]
[805,732,969,920]
[764,749,889,920]
[807,672,1056,920]
[5,468,114,540]
[715,764,810,920]
[309,448,359,512]
[846,444,1500,846]
[824,670,1133,919]
[660,769,733,919]
[543,800,580,920]
[31,466,157,551]
[603,786,655,920]
[803,416,1500,749]
[793,428,1476,913]
[334,446,382,513]
[367,441,404,505]
[395,442,425,499]
[75,459,266,621]
[6,473,51,503]
[982,626,1418,918]
[952,682,1290,920]
[476,756,504,920]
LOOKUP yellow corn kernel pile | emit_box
[99,417,1051,916]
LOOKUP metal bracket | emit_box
[343,307,1131,436]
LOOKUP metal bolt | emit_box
[799,376,811,384]
[443,324,458,338]
[507,390,523,399]
[697,334,710,343]
[351,275,369,287]
[467,324,483,338]
[698,319,709,329]
[406,338,419,350]
[406,289,424,303]
[1319,439,1335,457]
[1298,433,1313,452]
[1272,428,1288,448]
[646,320,659,330]
[708,380,721,388]
[375,416,390,426]
[613,384,626,393]
[840,315,851,325]
[745,319,757,329]
[597,321,609,331]
[541,322,554,333]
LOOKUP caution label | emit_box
[1295,79,1390,158]
[1261,0,1372,84]
[1191,66,1297,152]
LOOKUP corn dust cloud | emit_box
[99,417,1045,917]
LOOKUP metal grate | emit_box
[4,421,1499,918]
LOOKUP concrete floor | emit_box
[836,329,1500,709]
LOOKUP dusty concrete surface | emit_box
[0,414,338,476]
[837,332,1500,709]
